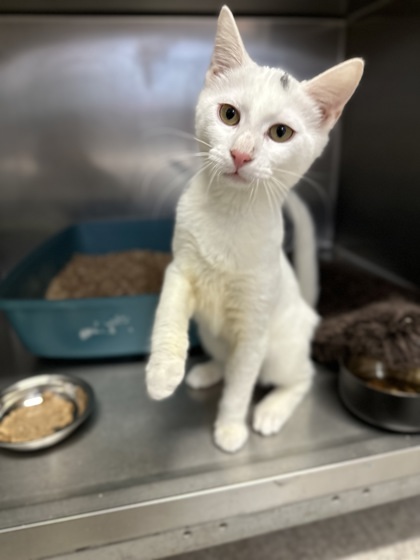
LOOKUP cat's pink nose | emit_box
[230,149,252,170]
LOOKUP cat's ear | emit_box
[304,58,364,129]
[207,6,251,81]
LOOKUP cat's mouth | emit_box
[224,171,249,184]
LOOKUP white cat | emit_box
[145,6,364,453]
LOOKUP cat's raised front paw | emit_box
[146,354,185,400]
[214,421,248,453]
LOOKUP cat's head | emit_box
[196,6,364,193]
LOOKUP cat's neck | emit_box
[191,170,287,223]
[177,171,286,271]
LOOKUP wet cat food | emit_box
[0,391,75,443]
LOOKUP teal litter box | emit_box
[0,219,197,359]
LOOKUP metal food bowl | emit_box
[0,374,94,451]
[339,357,420,433]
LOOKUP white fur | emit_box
[146,6,364,453]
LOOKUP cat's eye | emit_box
[219,104,240,126]
[268,124,294,143]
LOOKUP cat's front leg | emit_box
[146,262,194,400]
[215,334,267,453]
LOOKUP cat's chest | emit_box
[193,220,260,269]
[173,181,286,332]
[183,249,266,337]
[176,189,283,272]
[173,203,283,336]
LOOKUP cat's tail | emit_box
[285,190,319,308]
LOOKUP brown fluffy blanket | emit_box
[313,298,420,369]
[313,261,420,370]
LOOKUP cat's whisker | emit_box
[164,158,212,200]
[250,181,259,216]
[208,165,219,194]
[140,155,192,201]
[190,160,214,186]
[271,174,289,194]
[198,161,217,197]
[216,170,224,191]
[245,178,257,214]
[152,159,214,216]
[272,167,303,183]
[184,160,214,190]
[252,178,261,210]
[142,151,211,204]
[264,182,278,217]
[201,160,214,171]
[151,166,196,216]
[195,138,212,149]
[167,152,210,180]
[195,160,213,179]
[269,177,290,204]
[273,167,328,204]
[203,162,215,182]
[264,183,273,212]
[141,126,212,150]
[170,152,210,161]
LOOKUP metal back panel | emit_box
[0,16,343,248]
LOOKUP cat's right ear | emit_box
[207,6,251,82]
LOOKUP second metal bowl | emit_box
[339,359,420,433]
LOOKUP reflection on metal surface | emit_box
[0,16,341,247]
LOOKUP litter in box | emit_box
[46,250,172,300]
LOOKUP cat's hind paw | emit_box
[252,402,286,436]
[214,421,248,453]
[185,361,223,389]
[145,354,185,400]
[253,383,311,436]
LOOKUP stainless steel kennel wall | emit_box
[0,0,418,282]
[0,13,344,261]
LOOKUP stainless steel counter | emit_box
[1,316,420,560]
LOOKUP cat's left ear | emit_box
[304,58,364,129]
[207,6,252,82]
